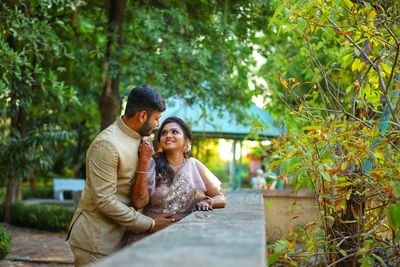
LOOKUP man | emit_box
[67,85,174,266]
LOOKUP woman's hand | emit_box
[138,140,154,163]
[131,140,153,209]
[195,199,213,211]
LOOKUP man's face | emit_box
[138,110,162,136]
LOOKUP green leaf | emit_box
[273,239,289,253]
[371,254,386,267]
[335,182,352,188]
[352,59,365,72]
[386,202,400,230]
[391,182,400,197]
[339,249,347,257]
[267,252,280,265]
[341,0,354,10]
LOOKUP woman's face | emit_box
[159,122,186,153]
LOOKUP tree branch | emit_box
[328,18,377,71]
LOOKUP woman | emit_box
[122,116,226,246]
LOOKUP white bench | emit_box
[53,178,85,201]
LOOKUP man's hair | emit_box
[124,85,166,118]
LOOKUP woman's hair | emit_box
[153,116,192,186]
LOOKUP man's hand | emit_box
[149,213,178,233]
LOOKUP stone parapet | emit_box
[96,190,266,267]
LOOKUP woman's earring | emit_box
[184,143,191,158]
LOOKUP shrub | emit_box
[0,226,11,260]
[22,187,53,199]
[11,202,74,232]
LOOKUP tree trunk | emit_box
[4,104,27,222]
[4,178,21,223]
[29,171,36,198]
[73,121,86,177]
[99,0,127,130]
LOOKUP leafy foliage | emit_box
[11,202,74,232]
[21,187,53,200]
[0,1,78,182]
[262,0,400,266]
[0,226,11,260]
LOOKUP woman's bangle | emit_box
[148,219,155,233]
[136,171,148,174]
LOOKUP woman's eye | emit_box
[161,131,168,136]
[172,130,179,134]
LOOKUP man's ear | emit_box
[138,111,148,123]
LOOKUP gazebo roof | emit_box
[159,98,283,140]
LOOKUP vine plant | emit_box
[265,1,400,266]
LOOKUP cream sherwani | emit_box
[67,118,154,256]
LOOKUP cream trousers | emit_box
[70,245,106,267]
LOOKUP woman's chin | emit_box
[162,146,176,152]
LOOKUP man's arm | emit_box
[88,140,153,233]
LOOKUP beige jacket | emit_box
[67,118,154,255]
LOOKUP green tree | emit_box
[0,0,78,221]
[93,1,274,129]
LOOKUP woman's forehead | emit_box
[162,122,181,130]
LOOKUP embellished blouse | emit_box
[121,157,222,246]
[143,157,222,215]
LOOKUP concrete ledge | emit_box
[262,187,315,198]
[96,190,266,267]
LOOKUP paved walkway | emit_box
[0,223,73,267]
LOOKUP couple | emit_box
[66,85,226,266]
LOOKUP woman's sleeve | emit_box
[193,158,222,192]
[147,158,157,196]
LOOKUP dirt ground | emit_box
[0,224,73,267]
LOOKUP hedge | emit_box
[0,187,74,232]
[11,202,74,232]
[22,187,53,199]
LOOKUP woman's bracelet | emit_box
[136,171,148,174]
[148,219,155,233]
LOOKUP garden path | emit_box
[0,223,73,267]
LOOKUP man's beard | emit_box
[138,119,152,136]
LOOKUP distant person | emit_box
[66,85,174,266]
[122,116,226,246]
[265,168,278,190]
[251,168,266,189]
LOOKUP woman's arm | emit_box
[207,187,227,209]
[131,141,153,209]
[195,187,226,211]
[193,158,227,210]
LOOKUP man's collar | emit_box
[117,117,141,139]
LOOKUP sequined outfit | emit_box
[121,157,221,246]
